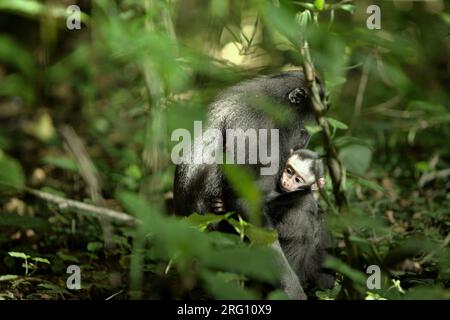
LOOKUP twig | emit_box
[162,0,177,48]
[60,124,120,285]
[349,57,371,133]
[372,109,422,119]
[299,38,360,299]
[26,188,136,224]
[300,41,348,208]
[141,0,174,172]
[374,52,394,88]
[418,168,450,188]
[60,125,103,203]
[105,290,124,300]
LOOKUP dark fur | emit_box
[173,71,327,299]
[174,71,316,216]
[265,182,335,291]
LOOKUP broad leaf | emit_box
[339,144,372,175]
[0,154,25,189]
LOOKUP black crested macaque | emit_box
[274,149,325,193]
[265,149,335,292]
[173,71,325,299]
[174,71,321,217]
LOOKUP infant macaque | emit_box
[265,148,334,293]
[277,149,325,194]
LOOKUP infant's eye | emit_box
[295,177,300,183]
[286,168,292,175]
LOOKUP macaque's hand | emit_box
[318,177,325,189]
[211,198,225,214]
[311,177,325,191]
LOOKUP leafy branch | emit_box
[296,4,361,299]
[300,40,348,208]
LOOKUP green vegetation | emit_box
[0,0,448,300]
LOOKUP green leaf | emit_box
[206,231,242,247]
[204,247,280,284]
[56,252,80,263]
[201,270,259,300]
[326,75,348,88]
[339,144,372,175]
[0,35,37,78]
[185,212,229,231]
[125,164,142,180]
[0,0,43,17]
[37,283,68,294]
[323,256,367,286]
[8,252,30,260]
[415,161,430,173]
[327,117,348,130]
[305,124,322,136]
[334,136,372,149]
[116,191,162,224]
[315,284,341,300]
[336,4,356,13]
[0,274,18,282]
[32,257,51,264]
[404,286,450,300]
[0,154,25,189]
[295,10,312,34]
[365,291,387,300]
[245,224,278,246]
[314,0,325,11]
[294,2,315,10]
[355,176,384,193]
[0,0,90,23]
[441,13,450,26]
[42,156,78,172]
[0,214,49,229]
[209,0,229,18]
[267,289,289,300]
[221,165,262,226]
[87,242,103,252]
[227,217,248,239]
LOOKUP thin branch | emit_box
[60,125,103,203]
[105,290,124,300]
[418,168,450,188]
[60,124,119,271]
[300,40,348,208]
[374,52,395,88]
[141,0,176,172]
[26,188,136,225]
[162,0,177,46]
[299,38,360,299]
[349,57,371,133]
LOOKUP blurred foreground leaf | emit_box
[339,144,372,175]
[0,154,25,190]
[323,256,366,286]
[222,165,262,226]
[201,270,259,300]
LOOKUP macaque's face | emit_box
[279,155,324,192]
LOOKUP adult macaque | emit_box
[174,71,321,218]
[173,71,326,299]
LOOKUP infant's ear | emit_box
[289,148,294,155]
